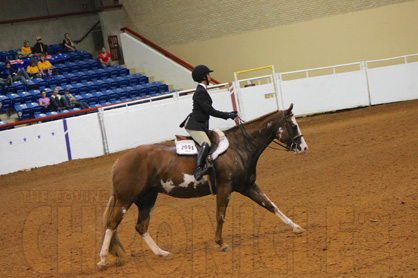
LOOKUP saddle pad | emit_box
[175,140,198,155]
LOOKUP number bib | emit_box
[175,140,198,155]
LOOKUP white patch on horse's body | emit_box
[267,122,273,128]
[161,180,175,193]
[261,202,265,207]
[161,174,208,193]
[122,208,127,218]
[277,127,283,140]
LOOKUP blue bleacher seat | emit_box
[115,76,129,88]
[86,59,100,70]
[95,68,110,79]
[135,85,149,97]
[47,78,60,88]
[6,86,17,94]
[27,102,45,114]
[0,95,12,112]
[14,103,34,120]
[55,75,70,86]
[64,73,79,84]
[72,83,86,95]
[108,90,120,103]
[82,81,98,93]
[108,78,120,89]
[85,70,100,81]
[79,51,93,60]
[94,79,110,91]
[75,72,90,83]
[32,78,48,90]
[119,67,130,76]
[125,86,138,99]
[6,93,24,105]
[44,88,53,97]
[65,61,79,73]
[17,91,34,103]
[124,75,139,86]
[29,90,41,101]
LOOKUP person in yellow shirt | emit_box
[37,54,55,77]
[17,40,33,58]
[26,59,40,78]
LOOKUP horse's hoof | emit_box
[221,244,231,252]
[293,225,305,234]
[159,251,172,258]
[97,262,106,271]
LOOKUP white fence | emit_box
[0,54,417,175]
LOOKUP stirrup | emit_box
[194,165,209,180]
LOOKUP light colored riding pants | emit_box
[186,129,211,147]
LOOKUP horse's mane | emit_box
[224,110,282,135]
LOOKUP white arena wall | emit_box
[0,52,417,175]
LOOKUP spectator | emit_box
[1,61,30,87]
[38,90,50,111]
[61,88,89,109]
[49,87,63,111]
[27,59,40,78]
[17,40,33,58]
[37,54,55,78]
[98,47,113,68]
[33,36,48,56]
[63,33,76,52]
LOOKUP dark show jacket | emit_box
[183,84,230,131]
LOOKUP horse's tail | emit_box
[100,193,126,258]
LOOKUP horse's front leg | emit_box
[215,183,232,252]
[242,184,304,234]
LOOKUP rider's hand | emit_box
[228,111,238,119]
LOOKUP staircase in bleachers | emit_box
[0,45,174,127]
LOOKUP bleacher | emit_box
[0,44,173,126]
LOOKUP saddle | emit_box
[174,128,229,161]
[175,129,229,195]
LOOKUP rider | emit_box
[180,65,237,180]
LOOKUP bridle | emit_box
[237,112,304,152]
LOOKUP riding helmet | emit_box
[192,65,213,82]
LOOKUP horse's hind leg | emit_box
[241,183,304,234]
[134,190,171,257]
[215,183,233,252]
[98,197,132,270]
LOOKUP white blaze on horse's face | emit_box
[290,116,308,155]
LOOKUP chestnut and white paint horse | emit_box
[97,103,308,269]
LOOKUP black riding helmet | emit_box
[192,65,213,82]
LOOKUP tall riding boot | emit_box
[194,142,211,180]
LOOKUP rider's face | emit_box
[206,73,212,83]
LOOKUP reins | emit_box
[237,113,303,152]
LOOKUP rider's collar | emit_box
[198,83,207,90]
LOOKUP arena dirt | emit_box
[0,100,417,278]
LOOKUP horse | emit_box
[97,103,308,269]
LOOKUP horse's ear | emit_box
[286,103,294,115]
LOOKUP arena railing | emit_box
[120,27,221,85]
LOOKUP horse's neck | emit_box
[233,111,282,163]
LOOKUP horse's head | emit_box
[276,104,308,154]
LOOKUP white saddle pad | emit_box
[175,129,229,160]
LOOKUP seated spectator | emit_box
[61,88,89,109]
[49,87,64,111]
[17,40,33,58]
[38,90,50,111]
[98,47,113,68]
[38,54,55,78]
[27,59,40,78]
[1,61,30,87]
[33,36,48,56]
[63,33,76,52]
